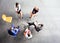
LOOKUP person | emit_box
[34,24,43,32]
[24,27,32,39]
[27,21,43,32]
[8,24,20,37]
[29,6,39,18]
[15,2,23,19]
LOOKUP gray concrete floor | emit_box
[0,0,60,43]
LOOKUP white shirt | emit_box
[24,28,32,39]
[15,4,21,12]
[34,21,38,26]
[11,27,19,34]
[25,33,32,39]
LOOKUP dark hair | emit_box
[41,24,43,27]
[28,34,30,37]
[16,2,19,7]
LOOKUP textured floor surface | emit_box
[0,0,60,43]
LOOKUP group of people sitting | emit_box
[8,21,43,39]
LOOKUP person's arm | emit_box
[24,31,26,36]
[14,5,18,13]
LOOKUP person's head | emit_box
[34,6,39,11]
[28,31,31,37]
[39,24,43,27]
[41,24,43,27]
[16,2,19,7]
[28,34,30,37]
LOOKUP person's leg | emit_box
[20,11,23,19]
[30,13,36,18]
[30,14,33,18]
[30,13,34,18]
[29,11,33,18]
[28,22,35,26]
[32,14,36,18]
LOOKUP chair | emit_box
[2,14,12,23]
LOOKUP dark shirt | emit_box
[32,8,39,14]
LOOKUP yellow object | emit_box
[2,14,12,23]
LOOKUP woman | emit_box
[15,2,23,19]
[27,21,43,32]
[30,6,39,18]
[24,28,32,39]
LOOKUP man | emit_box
[8,24,20,37]
[24,27,32,39]
[27,21,43,32]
